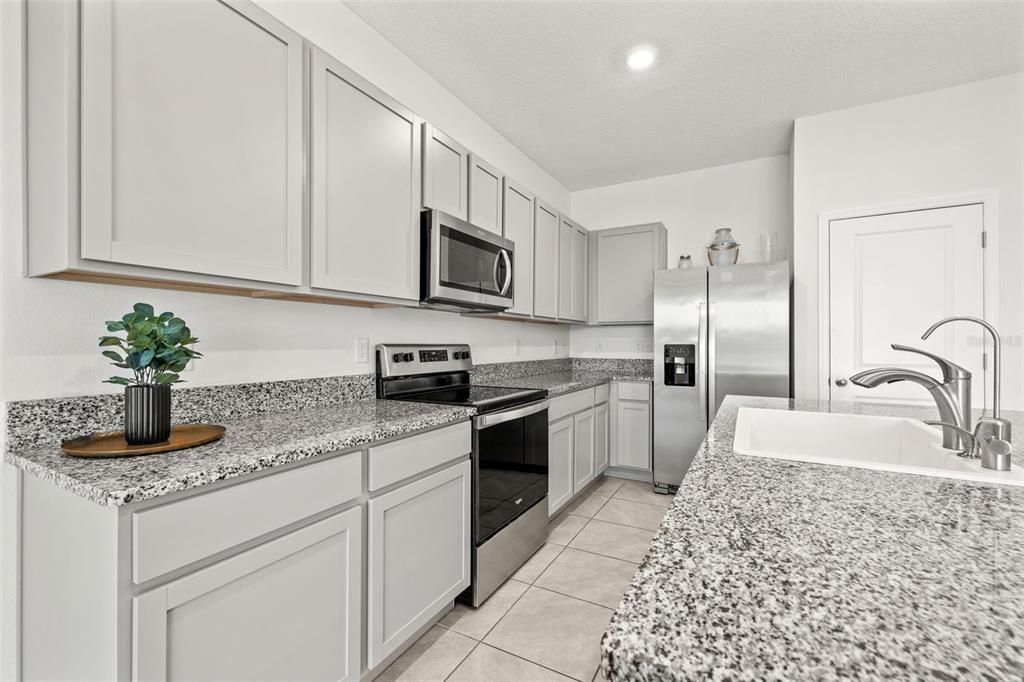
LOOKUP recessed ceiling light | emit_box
[626,45,657,71]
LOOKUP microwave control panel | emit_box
[664,344,696,387]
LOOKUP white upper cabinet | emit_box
[502,179,535,317]
[589,223,668,324]
[78,0,304,285]
[422,124,469,220]
[558,215,587,322]
[534,199,561,320]
[468,154,504,234]
[310,48,422,301]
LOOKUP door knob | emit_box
[834,378,848,387]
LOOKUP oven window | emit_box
[440,226,510,297]
[475,409,548,544]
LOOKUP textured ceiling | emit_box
[346,1,1024,191]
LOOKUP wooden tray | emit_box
[61,424,226,458]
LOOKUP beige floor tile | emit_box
[590,476,626,497]
[484,586,612,682]
[439,579,528,640]
[593,498,667,531]
[547,513,588,545]
[565,490,611,519]
[612,480,673,508]
[569,519,656,563]
[376,625,475,682]
[512,543,565,584]
[535,548,638,609]
[447,643,574,682]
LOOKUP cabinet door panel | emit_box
[534,200,561,320]
[133,508,362,682]
[548,417,574,516]
[422,123,468,219]
[591,223,667,324]
[80,0,303,285]
[311,49,421,300]
[468,155,503,234]
[368,460,471,667]
[573,408,595,493]
[614,402,652,471]
[594,403,609,474]
[503,179,534,317]
[558,218,574,319]
[572,226,588,321]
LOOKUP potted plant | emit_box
[99,303,202,445]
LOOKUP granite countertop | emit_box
[4,400,474,507]
[477,370,654,397]
[602,395,1024,680]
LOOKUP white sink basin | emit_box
[733,407,1024,487]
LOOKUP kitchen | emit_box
[1,1,1022,681]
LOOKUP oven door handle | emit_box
[475,400,549,429]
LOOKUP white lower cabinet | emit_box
[132,507,362,682]
[367,459,471,668]
[612,400,653,471]
[594,402,610,475]
[548,417,575,516]
[572,409,596,494]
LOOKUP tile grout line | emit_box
[528,580,621,614]
[441,640,481,682]
[479,638,592,682]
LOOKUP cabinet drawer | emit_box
[549,387,596,421]
[368,422,471,491]
[133,452,361,584]
[617,381,651,401]
[595,383,610,404]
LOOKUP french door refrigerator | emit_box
[653,262,791,493]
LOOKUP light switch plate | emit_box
[355,338,369,364]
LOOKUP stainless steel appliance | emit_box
[376,344,548,607]
[421,209,514,312]
[654,262,791,493]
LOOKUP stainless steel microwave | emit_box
[421,209,514,311]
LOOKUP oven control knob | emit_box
[403,352,415,362]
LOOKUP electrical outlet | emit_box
[636,340,653,353]
[552,338,559,355]
[514,338,521,356]
[355,338,369,364]
[594,341,603,352]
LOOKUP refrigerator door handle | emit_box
[698,302,707,422]
[708,302,717,420]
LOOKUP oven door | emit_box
[473,400,548,545]
[423,209,514,310]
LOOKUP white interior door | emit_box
[828,204,985,407]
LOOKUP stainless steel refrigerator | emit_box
[653,262,791,493]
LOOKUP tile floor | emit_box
[377,477,667,682]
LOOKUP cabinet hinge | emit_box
[981,231,988,248]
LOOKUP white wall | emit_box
[0,0,572,402]
[569,155,792,356]
[792,73,1024,408]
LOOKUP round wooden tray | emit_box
[61,424,226,458]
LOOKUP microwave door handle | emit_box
[491,251,502,293]
[499,249,512,296]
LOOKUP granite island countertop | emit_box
[602,395,1024,680]
[4,400,474,507]
[476,370,653,397]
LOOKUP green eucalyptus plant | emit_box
[99,303,202,387]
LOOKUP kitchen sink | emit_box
[732,407,1024,486]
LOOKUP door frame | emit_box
[816,189,999,401]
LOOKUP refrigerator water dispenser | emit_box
[663,344,696,387]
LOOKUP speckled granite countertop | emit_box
[477,370,653,397]
[602,395,1024,680]
[4,400,474,507]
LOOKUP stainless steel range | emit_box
[376,344,549,607]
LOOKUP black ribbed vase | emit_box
[124,384,172,445]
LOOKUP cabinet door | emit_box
[558,217,574,319]
[573,408,595,494]
[572,225,588,321]
[613,401,652,471]
[503,178,534,317]
[368,460,471,668]
[548,417,574,516]
[422,123,469,219]
[310,48,422,301]
[79,0,304,285]
[534,199,561,320]
[591,223,667,323]
[594,402,609,474]
[468,154,504,234]
[133,508,362,682]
